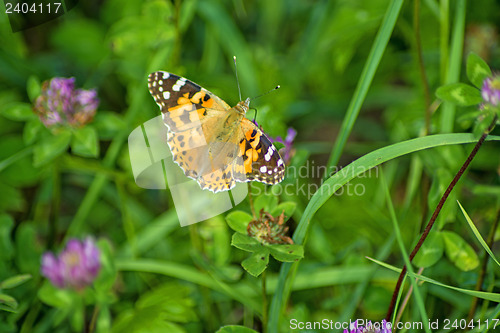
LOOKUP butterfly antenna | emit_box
[233,56,242,101]
[249,107,259,123]
[250,85,280,102]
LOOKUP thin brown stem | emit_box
[88,305,100,333]
[414,0,432,238]
[466,208,500,325]
[385,116,497,321]
[394,267,425,331]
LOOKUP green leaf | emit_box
[267,244,304,262]
[216,326,260,333]
[271,202,297,221]
[254,193,278,213]
[1,102,35,121]
[0,274,31,289]
[226,211,253,234]
[33,131,71,167]
[458,201,500,267]
[466,52,492,89]
[26,75,41,103]
[71,126,99,158]
[0,293,18,311]
[442,231,479,271]
[241,251,269,277]
[38,282,74,308]
[231,233,264,252]
[23,118,43,145]
[412,231,444,268]
[111,282,195,333]
[435,83,482,107]
[473,110,495,138]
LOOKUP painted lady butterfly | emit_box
[148,71,285,193]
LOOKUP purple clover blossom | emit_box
[272,127,297,163]
[72,88,99,125]
[34,77,99,128]
[344,320,392,333]
[41,237,101,290]
[481,77,500,107]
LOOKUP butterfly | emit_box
[148,71,285,193]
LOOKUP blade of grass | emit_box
[439,0,450,82]
[458,201,500,267]
[368,257,500,303]
[380,170,430,331]
[466,207,500,323]
[323,0,405,179]
[117,258,261,313]
[481,303,500,333]
[0,146,33,172]
[268,133,500,330]
[440,0,466,133]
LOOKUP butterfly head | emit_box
[234,97,251,115]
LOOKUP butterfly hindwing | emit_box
[235,118,285,185]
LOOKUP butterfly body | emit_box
[148,71,285,193]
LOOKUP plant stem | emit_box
[50,161,61,245]
[385,116,498,321]
[262,270,268,333]
[248,183,256,219]
[88,305,100,333]
[466,208,500,325]
[395,267,425,325]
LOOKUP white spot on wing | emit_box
[163,72,170,79]
[172,77,186,92]
[264,150,272,161]
[260,166,267,173]
[163,91,170,100]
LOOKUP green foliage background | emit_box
[1,0,500,332]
